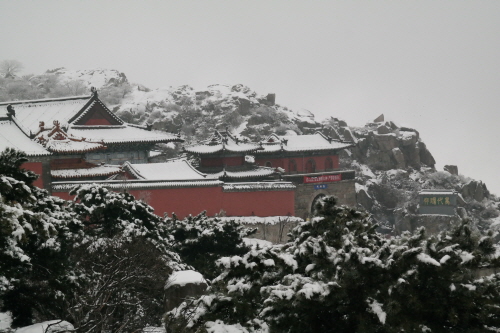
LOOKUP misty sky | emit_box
[1,1,499,195]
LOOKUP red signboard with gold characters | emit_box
[304,174,342,184]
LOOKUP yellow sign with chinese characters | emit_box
[422,196,452,206]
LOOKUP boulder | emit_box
[392,148,406,169]
[165,270,208,312]
[366,149,394,170]
[461,180,489,201]
[444,165,458,175]
[373,114,384,123]
[418,142,436,167]
[399,131,418,147]
[474,182,485,202]
[387,121,398,130]
[401,143,420,168]
[341,127,357,143]
[373,133,398,151]
[377,125,391,135]
[356,184,373,210]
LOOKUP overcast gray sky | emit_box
[1,0,499,195]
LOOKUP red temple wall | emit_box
[84,118,112,126]
[22,162,44,188]
[53,186,295,219]
[255,154,339,173]
[201,156,244,167]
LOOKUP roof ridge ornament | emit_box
[90,86,98,97]
[6,105,15,119]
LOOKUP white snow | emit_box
[243,238,273,248]
[0,121,50,156]
[14,320,74,333]
[165,270,206,289]
[367,299,387,325]
[68,125,178,144]
[0,312,12,331]
[124,159,207,181]
[417,253,441,266]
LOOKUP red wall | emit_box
[221,190,295,217]
[130,187,295,218]
[201,156,244,167]
[53,185,295,219]
[85,118,112,125]
[255,154,339,173]
[22,162,44,188]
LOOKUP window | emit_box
[265,161,272,168]
[305,159,316,173]
[289,159,297,173]
[325,157,333,170]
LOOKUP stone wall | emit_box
[294,180,357,219]
[245,220,300,244]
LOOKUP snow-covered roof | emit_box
[34,123,106,154]
[185,131,352,156]
[256,132,352,154]
[184,130,258,154]
[123,159,207,181]
[0,95,92,133]
[52,179,223,191]
[222,181,296,192]
[67,125,180,145]
[206,167,276,180]
[419,190,458,196]
[51,165,122,179]
[0,120,51,156]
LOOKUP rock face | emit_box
[444,165,459,175]
[164,270,208,312]
[392,148,406,169]
[418,142,436,167]
[356,185,373,210]
[462,180,489,201]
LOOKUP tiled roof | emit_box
[206,167,276,180]
[0,120,51,156]
[67,125,181,145]
[184,129,258,154]
[0,95,91,133]
[256,132,353,154]
[51,165,122,179]
[184,131,352,155]
[52,179,223,191]
[222,181,296,192]
[123,159,207,181]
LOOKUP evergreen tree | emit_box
[0,149,84,326]
[164,212,255,280]
[167,196,500,333]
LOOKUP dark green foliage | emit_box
[165,212,255,280]
[168,196,500,333]
[0,149,84,327]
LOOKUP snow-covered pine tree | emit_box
[164,211,255,280]
[0,148,84,327]
[167,196,500,333]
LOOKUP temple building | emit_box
[0,91,357,219]
[0,89,182,188]
[184,129,357,218]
